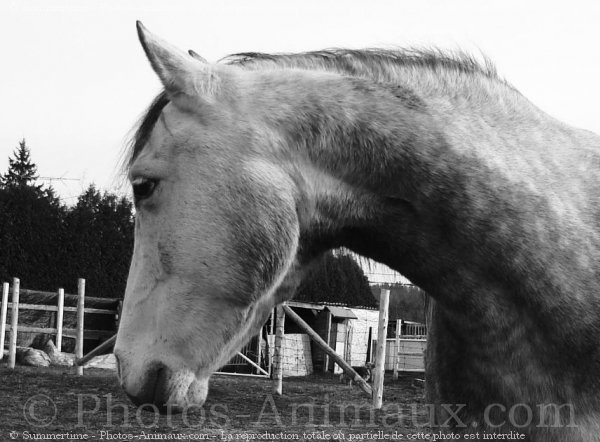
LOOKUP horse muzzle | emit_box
[114,351,208,413]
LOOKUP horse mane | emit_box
[126,48,500,169]
[222,48,499,82]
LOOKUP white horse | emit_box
[115,22,600,440]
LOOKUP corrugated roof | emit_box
[286,301,326,310]
[326,306,358,319]
[286,300,378,311]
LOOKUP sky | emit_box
[2,0,600,282]
[2,0,600,202]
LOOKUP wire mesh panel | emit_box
[268,333,314,377]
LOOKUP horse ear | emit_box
[136,21,217,100]
[188,49,207,63]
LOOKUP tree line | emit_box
[0,140,133,298]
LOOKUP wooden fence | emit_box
[390,319,427,378]
[0,277,120,374]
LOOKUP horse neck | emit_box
[271,69,527,282]
[269,68,600,402]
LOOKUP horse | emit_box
[114,21,600,440]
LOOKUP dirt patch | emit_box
[0,365,430,440]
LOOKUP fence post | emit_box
[373,288,390,409]
[393,319,401,380]
[323,310,332,372]
[8,278,20,369]
[267,309,275,376]
[56,288,65,352]
[76,279,85,376]
[272,305,285,395]
[116,300,123,326]
[0,282,8,361]
[256,329,263,375]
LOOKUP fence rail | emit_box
[4,303,116,315]
[0,277,120,374]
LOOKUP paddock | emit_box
[0,365,428,439]
[1,276,429,430]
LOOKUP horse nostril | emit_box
[152,364,172,408]
[155,366,168,397]
[123,362,171,411]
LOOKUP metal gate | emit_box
[215,324,270,378]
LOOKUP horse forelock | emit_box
[125,91,170,171]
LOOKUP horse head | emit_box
[114,23,309,411]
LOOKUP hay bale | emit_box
[16,347,51,367]
[44,340,74,367]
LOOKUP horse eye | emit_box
[132,177,158,201]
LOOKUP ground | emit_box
[0,365,429,441]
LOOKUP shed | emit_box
[283,301,380,374]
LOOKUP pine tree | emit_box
[1,139,41,190]
[0,140,66,287]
